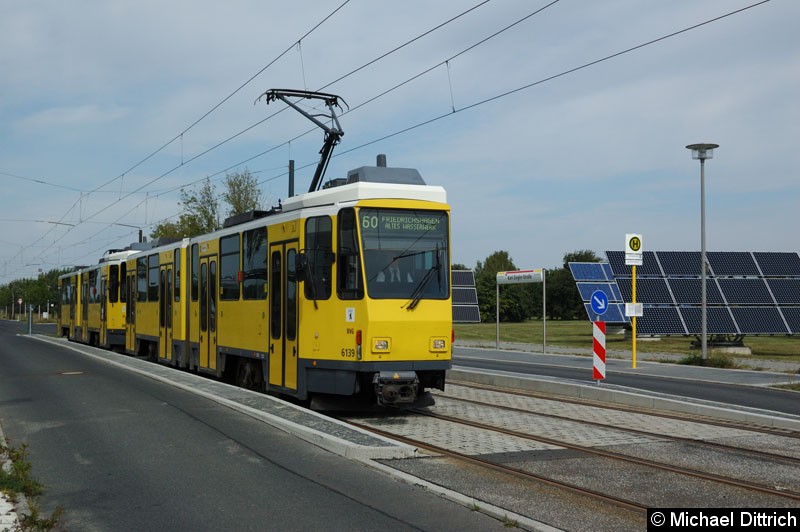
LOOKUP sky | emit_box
[1,0,798,283]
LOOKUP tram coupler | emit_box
[373,371,419,406]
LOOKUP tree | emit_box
[179,177,220,236]
[150,177,220,240]
[0,267,65,319]
[149,220,184,240]
[473,251,528,323]
[222,169,262,218]
[150,170,265,240]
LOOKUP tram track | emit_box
[444,383,800,466]
[448,379,800,440]
[345,418,649,515]
[409,404,800,502]
[337,382,800,520]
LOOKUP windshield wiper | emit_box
[404,265,438,310]
[404,244,442,311]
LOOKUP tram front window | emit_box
[360,208,449,301]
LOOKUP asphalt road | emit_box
[0,322,503,531]
[453,346,800,416]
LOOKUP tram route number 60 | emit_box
[362,215,379,229]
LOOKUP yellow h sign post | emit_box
[625,234,643,369]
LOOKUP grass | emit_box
[1,443,63,531]
[454,320,800,364]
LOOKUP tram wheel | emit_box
[235,359,264,393]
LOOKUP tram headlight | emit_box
[430,337,447,352]
[372,338,390,353]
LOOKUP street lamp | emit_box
[686,142,719,365]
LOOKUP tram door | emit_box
[80,272,89,343]
[100,276,108,347]
[268,242,298,391]
[125,270,136,353]
[198,257,217,372]
[159,265,173,362]
[68,278,77,340]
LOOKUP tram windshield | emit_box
[360,208,449,302]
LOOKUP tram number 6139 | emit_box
[341,348,356,358]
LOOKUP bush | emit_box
[677,352,736,368]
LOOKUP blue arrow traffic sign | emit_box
[590,290,609,315]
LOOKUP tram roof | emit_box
[283,181,447,211]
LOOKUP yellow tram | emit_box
[61,162,452,407]
[59,89,452,407]
[58,249,134,350]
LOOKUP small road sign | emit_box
[496,269,543,284]
[625,233,643,266]
[590,290,609,315]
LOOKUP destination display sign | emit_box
[496,269,543,284]
[360,209,446,236]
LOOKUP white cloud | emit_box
[15,104,130,132]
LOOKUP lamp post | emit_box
[686,143,719,364]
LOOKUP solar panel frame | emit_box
[577,282,623,302]
[569,262,607,281]
[754,252,800,276]
[765,279,800,304]
[729,307,789,334]
[605,251,627,276]
[679,307,738,335]
[637,307,686,335]
[452,270,476,286]
[453,287,479,305]
[573,253,800,337]
[583,303,629,324]
[707,252,760,277]
[606,250,662,276]
[453,305,481,323]
[656,251,702,276]
[717,278,775,305]
[601,263,614,280]
[780,308,800,334]
[667,278,725,305]
[616,277,674,304]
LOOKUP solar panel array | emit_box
[601,251,800,335]
[569,262,630,324]
[452,270,481,323]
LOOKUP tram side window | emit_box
[191,244,199,301]
[305,216,332,300]
[89,270,100,303]
[148,254,159,301]
[109,265,119,303]
[174,249,181,302]
[270,251,281,339]
[82,275,88,319]
[60,281,71,310]
[220,234,240,300]
[137,257,147,302]
[337,208,363,300]
[243,227,267,300]
[119,263,127,303]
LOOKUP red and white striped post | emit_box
[593,321,606,382]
